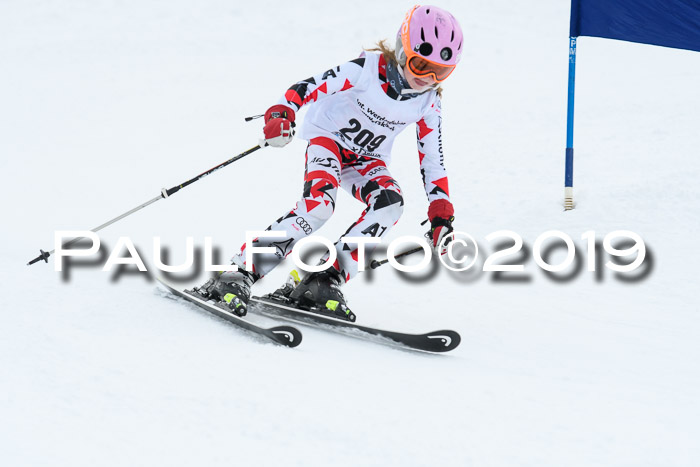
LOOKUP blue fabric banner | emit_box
[570,0,700,52]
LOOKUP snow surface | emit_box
[1,1,699,466]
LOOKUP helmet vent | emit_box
[418,42,433,56]
[426,8,430,14]
[451,30,455,42]
[420,27,425,41]
[435,26,439,38]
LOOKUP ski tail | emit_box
[157,278,303,348]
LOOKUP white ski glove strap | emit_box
[264,121,295,147]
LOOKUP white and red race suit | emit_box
[232,52,453,282]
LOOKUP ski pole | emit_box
[27,143,266,266]
[369,219,433,269]
[369,247,425,269]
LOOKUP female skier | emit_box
[198,5,463,319]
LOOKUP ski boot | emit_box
[270,270,302,300]
[195,269,256,317]
[289,268,356,322]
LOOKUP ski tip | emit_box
[424,330,461,352]
[270,326,303,348]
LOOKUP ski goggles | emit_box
[405,55,456,83]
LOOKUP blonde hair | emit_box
[364,40,443,97]
[365,39,398,66]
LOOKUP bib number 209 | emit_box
[339,118,386,152]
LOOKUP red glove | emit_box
[428,199,455,253]
[263,104,296,147]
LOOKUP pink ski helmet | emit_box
[396,5,463,82]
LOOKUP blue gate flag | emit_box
[570,0,700,53]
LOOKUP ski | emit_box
[157,278,302,348]
[250,295,460,353]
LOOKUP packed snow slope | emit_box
[1,1,699,466]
